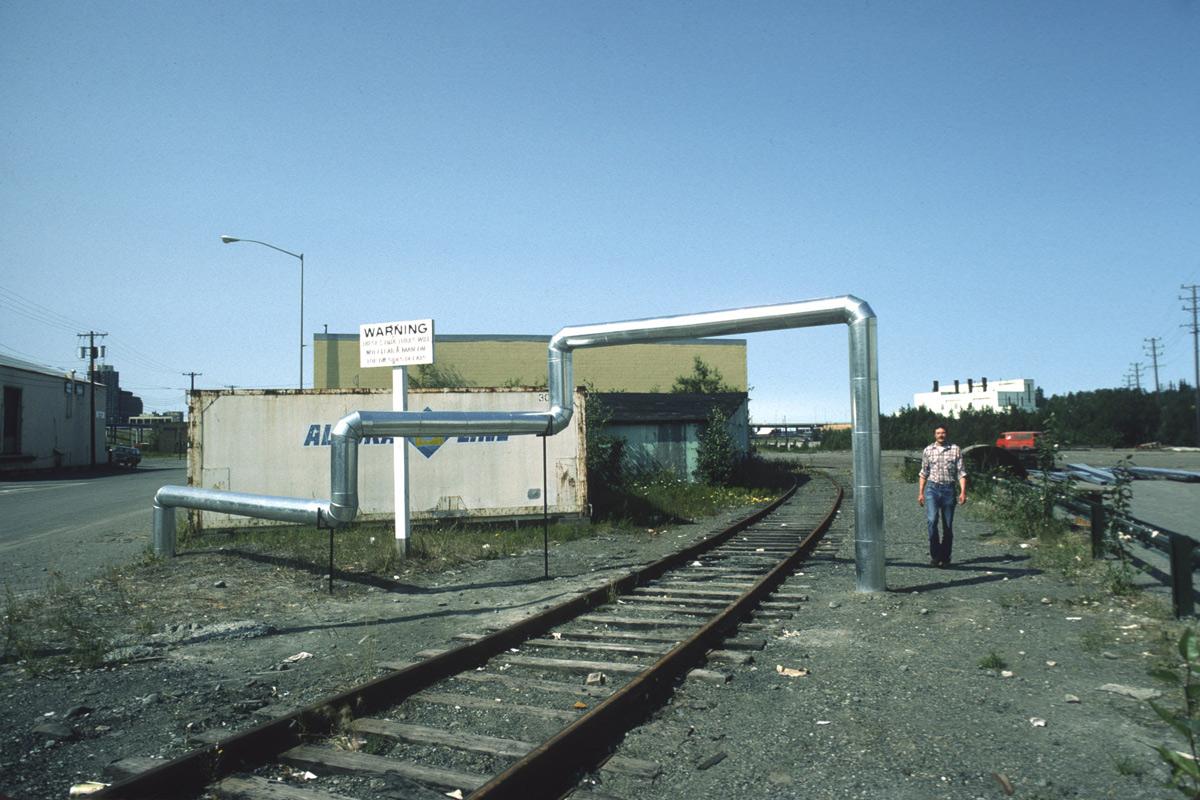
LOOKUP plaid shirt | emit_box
[920,442,965,485]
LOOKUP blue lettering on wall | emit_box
[300,419,501,458]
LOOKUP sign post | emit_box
[359,318,435,557]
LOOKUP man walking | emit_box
[918,426,966,567]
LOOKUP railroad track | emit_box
[95,473,842,800]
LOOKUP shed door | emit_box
[656,422,688,477]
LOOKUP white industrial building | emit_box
[912,378,1037,417]
[1,353,107,472]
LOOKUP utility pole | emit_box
[1144,337,1163,398]
[1128,362,1147,393]
[1182,284,1200,445]
[182,372,202,416]
[1127,362,1145,391]
[78,331,108,467]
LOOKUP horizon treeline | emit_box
[816,384,1199,451]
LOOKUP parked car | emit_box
[110,445,142,468]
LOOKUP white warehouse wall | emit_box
[187,388,587,530]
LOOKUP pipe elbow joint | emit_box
[842,295,876,325]
[323,500,356,526]
[332,410,364,441]
[546,404,573,435]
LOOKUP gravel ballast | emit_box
[0,452,1189,799]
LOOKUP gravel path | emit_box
[0,455,1189,799]
[602,454,1181,799]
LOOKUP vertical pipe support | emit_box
[1169,533,1195,618]
[153,502,176,558]
[848,314,884,592]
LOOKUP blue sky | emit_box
[2,1,1197,421]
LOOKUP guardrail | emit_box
[988,474,1198,618]
[1057,492,1198,618]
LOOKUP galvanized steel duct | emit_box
[547,295,884,592]
[152,295,885,591]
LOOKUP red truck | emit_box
[995,431,1042,451]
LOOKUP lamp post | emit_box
[220,235,305,390]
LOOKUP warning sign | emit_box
[359,319,435,368]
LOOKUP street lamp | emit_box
[220,235,305,390]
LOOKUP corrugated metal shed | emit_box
[594,392,750,480]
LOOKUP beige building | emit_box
[313,334,747,392]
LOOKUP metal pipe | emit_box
[151,296,885,591]
[547,296,884,591]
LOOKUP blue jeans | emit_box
[925,482,956,563]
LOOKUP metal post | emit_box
[299,253,305,391]
[1169,533,1195,618]
[1089,500,1106,559]
[543,434,549,579]
[152,503,176,558]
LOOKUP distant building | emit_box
[91,364,121,422]
[1,353,107,471]
[118,389,143,422]
[126,411,186,454]
[912,378,1037,417]
[129,411,184,425]
[89,364,143,424]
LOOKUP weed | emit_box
[1079,626,1110,655]
[977,651,1008,670]
[1104,561,1142,597]
[1,585,38,667]
[1148,628,1200,797]
[1112,755,1147,778]
[1030,530,1092,579]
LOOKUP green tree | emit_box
[695,407,738,485]
[672,357,734,394]
[409,362,472,389]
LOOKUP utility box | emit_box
[186,387,587,530]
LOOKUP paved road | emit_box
[0,458,185,594]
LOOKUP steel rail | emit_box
[471,476,843,799]
[95,481,808,799]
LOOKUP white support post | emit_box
[393,365,410,557]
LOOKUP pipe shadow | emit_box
[265,592,579,638]
[888,556,1041,594]
[178,547,663,596]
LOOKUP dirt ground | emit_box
[1,455,1194,800]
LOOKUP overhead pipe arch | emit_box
[153,295,885,592]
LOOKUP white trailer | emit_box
[187,387,587,530]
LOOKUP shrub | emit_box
[695,407,738,486]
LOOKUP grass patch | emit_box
[180,471,786,583]
[0,568,153,672]
[623,473,778,521]
[978,651,1008,670]
[1112,755,1147,778]
[185,517,604,578]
